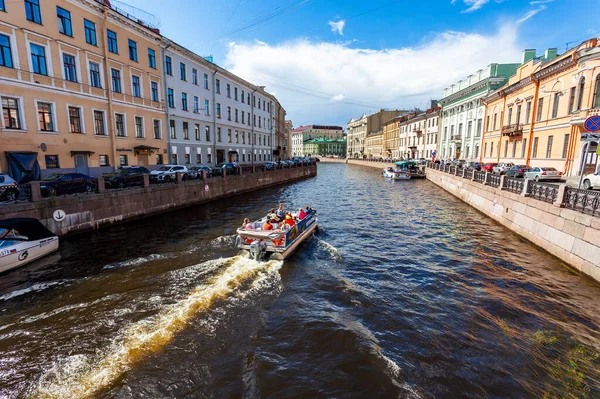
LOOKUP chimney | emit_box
[522,49,536,64]
[544,48,558,61]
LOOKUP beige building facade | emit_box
[365,131,383,159]
[0,0,166,178]
[347,109,406,158]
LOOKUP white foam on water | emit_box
[28,256,283,399]
[0,281,66,302]
[103,253,176,270]
[380,353,422,399]
[317,238,343,261]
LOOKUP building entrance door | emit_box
[138,154,149,167]
[74,153,89,175]
[216,149,225,164]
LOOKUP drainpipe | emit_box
[212,69,217,165]
[161,41,171,165]
[251,87,257,167]
[100,6,117,170]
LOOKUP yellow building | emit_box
[365,130,383,159]
[481,40,600,176]
[0,0,166,179]
[383,117,401,158]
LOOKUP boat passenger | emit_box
[263,217,274,231]
[242,218,253,230]
[275,203,285,220]
[298,208,307,220]
[284,214,295,227]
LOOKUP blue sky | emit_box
[117,0,600,127]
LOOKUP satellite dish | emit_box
[40,143,47,152]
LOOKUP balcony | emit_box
[451,135,462,142]
[414,129,423,135]
[501,124,523,137]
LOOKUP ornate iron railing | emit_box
[474,171,486,183]
[504,177,524,194]
[449,166,456,174]
[0,183,31,203]
[488,174,501,188]
[564,187,600,216]
[464,168,474,179]
[527,182,559,203]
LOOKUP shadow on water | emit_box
[0,163,599,398]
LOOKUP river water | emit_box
[0,163,599,398]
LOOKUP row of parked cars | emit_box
[441,160,572,183]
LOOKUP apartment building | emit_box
[346,109,406,158]
[383,116,401,158]
[438,63,520,162]
[284,120,293,159]
[291,125,343,156]
[0,0,166,178]
[365,131,383,158]
[303,137,347,157]
[481,40,600,176]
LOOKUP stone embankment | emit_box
[0,165,317,237]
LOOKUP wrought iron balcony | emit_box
[501,124,523,137]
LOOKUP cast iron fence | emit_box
[464,168,474,179]
[504,177,524,194]
[474,171,486,183]
[564,187,600,216]
[488,174,501,188]
[527,182,559,204]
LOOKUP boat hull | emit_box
[383,170,411,180]
[0,237,59,274]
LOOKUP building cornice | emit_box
[439,77,505,106]
[532,57,577,82]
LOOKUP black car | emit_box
[40,173,96,197]
[211,163,237,176]
[506,165,530,178]
[104,166,150,188]
[188,166,212,179]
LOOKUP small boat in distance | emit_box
[383,167,411,180]
[236,209,318,261]
[0,218,59,274]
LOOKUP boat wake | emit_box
[28,256,283,399]
[316,238,343,262]
[0,280,68,302]
[103,253,177,270]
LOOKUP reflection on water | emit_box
[0,163,599,398]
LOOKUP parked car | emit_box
[187,166,212,179]
[0,173,20,201]
[104,166,150,188]
[265,162,277,170]
[212,163,237,176]
[40,173,96,197]
[581,169,600,190]
[464,162,482,171]
[454,159,466,169]
[150,165,188,182]
[524,167,563,181]
[492,162,515,175]
[481,163,498,173]
[505,165,530,178]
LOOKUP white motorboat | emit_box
[382,167,411,180]
[0,218,59,274]
[236,209,318,261]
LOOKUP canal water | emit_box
[0,163,599,398]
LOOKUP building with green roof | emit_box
[303,137,347,157]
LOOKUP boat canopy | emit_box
[0,218,55,240]
[394,161,416,168]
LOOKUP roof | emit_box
[0,218,55,240]
[303,137,347,143]
[292,125,344,133]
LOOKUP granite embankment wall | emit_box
[426,168,600,283]
[0,165,316,237]
[318,158,394,169]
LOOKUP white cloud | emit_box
[516,6,546,23]
[529,0,553,4]
[328,20,345,35]
[453,0,490,13]
[226,23,526,126]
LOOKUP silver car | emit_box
[492,162,514,175]
[524,167,562,182]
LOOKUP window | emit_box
[1,97,21,129]
[205,100,210,115]
[135,116,144,138]
[515,105,521,124]
[504,140,508,157]
[217,127,222,142]
[216,79,221,93]
[132,75,141,97]
[507,108,512,125]
[576,78,585,111]
[216,103,221,118]
[165,56,172,75]
[205,125,210,141]
[536,98,544,121]
[170,154,178,164]
[476,119,482,137]
[68,107,82,133]
[242,111,245,124]
[521,138,527,158]
[525,101,532,123]
[0,0,4,11]
[195,124,200,140]
[193,96,199,113]
[532,137,539,158]
[0,34,12,68]
[181,92,188,111]
[512,139,517,158]
[30,43,47,75]
[241,90,245,103]
[568,87,576,113]
[94,110,105,135]
[551,93,560,119]
[227,106,231,121]
[562,134,570,159]
[192,68,198,85]
[466,121,472,137]
[151,81,159,102]
[484,143,487,157]
[128,40,138,62]
[153,119,161,139]
[107,30,118,54]
[180,62,186,81]
[84,19,97,46]
[156,154,163,165]
[490,142,494,157]
[235,130,239,143]
[144,48,156,69]
[546,135,553,158]
[119,155,128,166]
[227,84,231,97]
[594,75,600,108]
[184,154,191,164]
[25,0,42,24]
[492,113,497,130]
[167,88,174,108]
[204,73,209,89]
[115,113,125,137]
[196,154,201,164]
[183,122,189,140]
[111,69,121,93]
[242,131,246,144]
[89,62,101,88]
[37,102,54,131]
[169,119,176,139]
[63,54,77,82]
[45,155,59,169]
[485,115,490,132]
[234,87,238,100]
[57,7,72,36]
[99,155,109,167]
[228,129,232,143]
[247,93,250,104]
[235,109,239,123]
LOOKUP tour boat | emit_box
[0,218,59,274]
[236,209,318,261]
[383,167,411,180]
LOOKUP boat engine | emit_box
[249,240,267,261]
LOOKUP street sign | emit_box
[432,150,437,157]
[584,115,600,132]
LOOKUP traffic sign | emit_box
[584,115,600,132]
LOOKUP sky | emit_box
[115,0,600,128]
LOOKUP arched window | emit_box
[576,77,586,111]
[594,75,600,108]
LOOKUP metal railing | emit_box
[488,174,501,188]
[504,177,524,194]
[474,171,486,183]
[0,183,32,204]
[464,168,474,179]
[564,187,600,216]
[527,182,559,204]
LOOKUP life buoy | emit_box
[243,237,255,244]
[271,238,285,246]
